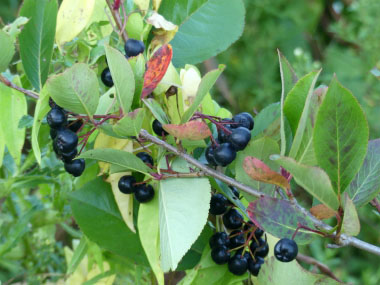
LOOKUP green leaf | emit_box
[273,156,339,211]
[143,98,170,125]
[160,0,245,67]
[46,63,99,116]
[0,128,4,167]
[0,30,15,72]
[313,76,369,195]
[129,54,146,109]
[79,148,152,175]
[278,50,299,98]
[113,108,145,137]
[138,190,164,285]
[69,178,148,264]
[342,193,360,236]
[159,158,211,271]
[258,257,339,285]
[251,103,280,138]
[348,139,380,206]
[181,65,225,123]
[19,0,57,91]
[247,197,316,244]
[67,237,88,274]
[32,87,50,164]
[105,45,135,113]
[0,81,27,165]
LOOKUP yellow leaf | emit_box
[56,0,96,45]
[134,0,149,12]
[152,0,163,10]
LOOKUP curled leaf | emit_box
[146,11,177,30]
[163,121,211,140]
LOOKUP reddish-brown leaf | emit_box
[243,157,290,190]
[163,121,211,140]
[310,204,336,220]
[141,44,172,99]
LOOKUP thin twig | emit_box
[139,129,380,257]
[0,75,39,99]
[105,0,128,43]
[296,253,343,283]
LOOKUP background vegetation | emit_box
[0,0,379,284]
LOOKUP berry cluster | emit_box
[117,152,155,203]
[101,39,145,88]
[47,100,85,177]
[206,112,254,167]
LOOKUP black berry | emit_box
[124,39,145,57]
[209,232,229,249]
[209,193,228,215]
[47,108,66,129]
[211,245,230,265]
[228,253,248,275]
[64,158,85,177]
[274,238,298,262]
[101,67,113,87]
[250,238,269,258]
[55,129,78,153]
[229,186,240,199]
[134,184,154,203]
[228,230,245,249]
[205,145,218,166]
[118,175,136,194]
[61,148,78,163]
[68,119,83,133]
[223,208,243,230]
[152,119,168,136]
[231,112,254,130]
[254,227,264,239]
[218,120,232,143]
[228,127,251,151]
[214,143,236,166]
[248,256,264,276]
[136,152,154,167]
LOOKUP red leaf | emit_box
[163,121,211,140]
[141,44,172,99]
[243,157,290,190]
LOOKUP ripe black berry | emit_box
[254,228,264,239]
[248,256,264,276]
[228,230,245,249]
[55,129,78,153]
[136,152,154,167]
[124,39,145,57]
[228,253,248,275]
[231,112,254,130]
[118,175,136,194]
[274,238,298,262]
[61,148,78,163]
[214,143,236,166]
[152,119,168,136]
[218,120,232,143]
[47,108,66,129]
[205,145,218,166]
[223,208,243,230]
[209,232,229,249]
[211,245,230,265]
[64,158,85,177]
[209,193,228,215]
[68,120,83,133]
[134,184,154,203]
[250,238,269,258]
[101,67,113,87]
[228,127,251,151]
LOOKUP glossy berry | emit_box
[223,208,243,230]
[231,112,254,130]
[228,127,251,151]
[55,129,78,153]
[211,245,230,265]
[214,143,236,167]
[61,148,78,163]
[136,152,154,167]
[248,256,264,276]
[134,184,154,203]
[64,158,85,177]
[118,175,136,194]
[228,253,248,276]
[152,119,168,136]
[228,230,245,249]
[274,238,298,262]
[218,121,232,143]
[205,145,218,166]
[101,67,113,87]
[124,39,145,57]
[250,238,269,258]
[209,193,228,215]
[47,108,66,129]
[209,232,229,249]
[255,242,269,258]
[254,228,264,239]
[68,120,83,133]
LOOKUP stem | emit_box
[0,75,39,99]
[139,129,380,257]
[105,0,128,42]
